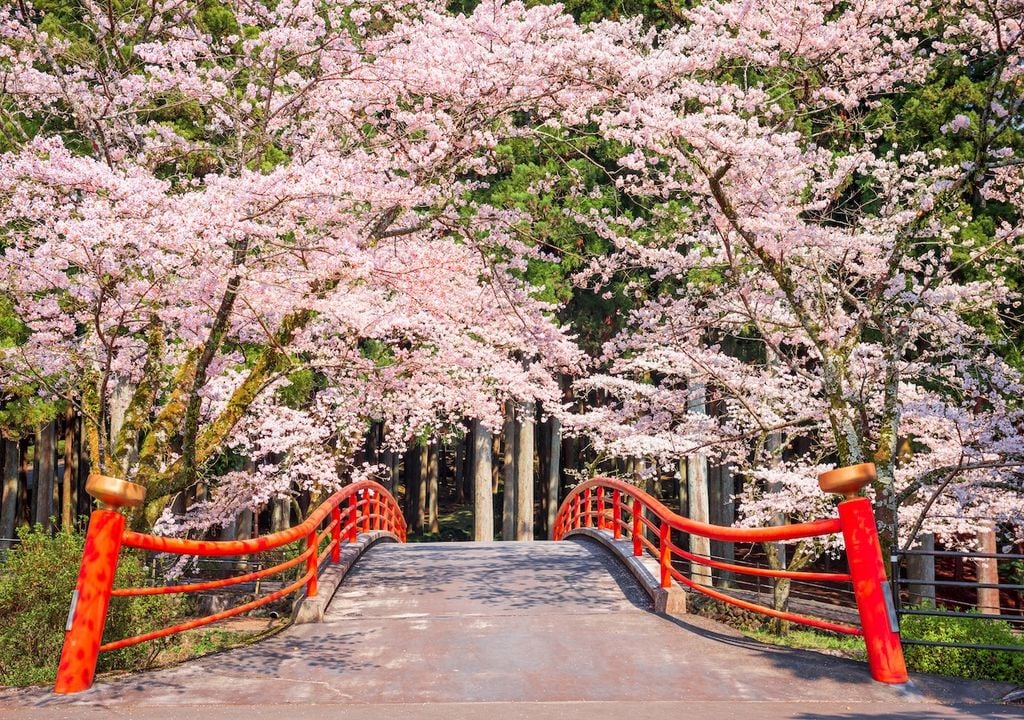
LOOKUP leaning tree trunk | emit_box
[472,420,493,542]
[515,402,534,541]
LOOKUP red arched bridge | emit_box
[49,471,917,700]
[3,470,1012,718]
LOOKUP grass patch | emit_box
[407,507,477,542]
[136,617,287,671]
[746,628,867,660]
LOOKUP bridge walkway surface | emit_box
[2,539,1022,719]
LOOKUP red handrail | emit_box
[554,476,908,684]
[55,480,406,694]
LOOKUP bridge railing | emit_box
[54,479,406,694]
[553,473,908,685]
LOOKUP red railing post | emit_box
[330,507,342,563]
[659,519,671,588]
[305,529,318,597]
[362,491,372,532]
[348,494,358,541]
[612,489,622,539]
[54,509,126,694]
[838,497,908,684]
[584,488,592,528]
[572,492,580,530]
[596,487,606,530]
[632,496,642,556]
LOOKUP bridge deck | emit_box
[3,539,1019,719]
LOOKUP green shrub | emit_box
[900,608,1024,683]
[0,523,185,686]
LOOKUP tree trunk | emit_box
[765,405,789,634]
[502,403,517,541]
[976,522,1000,614]
[1,439,18,548]
[545,416,561,539]
[906,533,936,606]
[491,431,501,494]
[17,438,30,526]
[686,383,712,585]
[34,422,56,530]
[515,402,535,541]
[75,415,91,519]
[686,454,711,586]
[390,450,400,495]
[62,407,77,530]
[708,463,735,587]
[235,497,254,571]
[270,496,290,532]
[404,445,420,529]
[416,443,428,533]
[472,420,493,542]
[454,437,466,505]
[381,449,395,494]
[428,442,440,534]
[365,422,381,466]
[109,377,133,468]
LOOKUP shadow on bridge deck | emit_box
[2,539,1020,719]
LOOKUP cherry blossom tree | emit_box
[567,0,1024,566]
[2,0,1021,556]
[0,0,586,530]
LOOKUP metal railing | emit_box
[54,480,406,694]
[554,476,908,684]
[892,547,1024,653]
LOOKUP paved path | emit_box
[2,539,1022,719]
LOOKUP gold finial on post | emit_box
[85,473,146,508]
[817,462,877,500]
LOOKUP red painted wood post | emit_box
[54,509,126,694]
[659,520,671,588]
[305,529,318,597]
[596,487,606,530]
[612,489,622,539]
[362,492,372,533]
[584,488,592,528]
[375,492,382,530]
[632,496,642,556]
[331,507,342,563]
[572,492,579,530]
[839,497,908,683]
[348,495,358,541]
